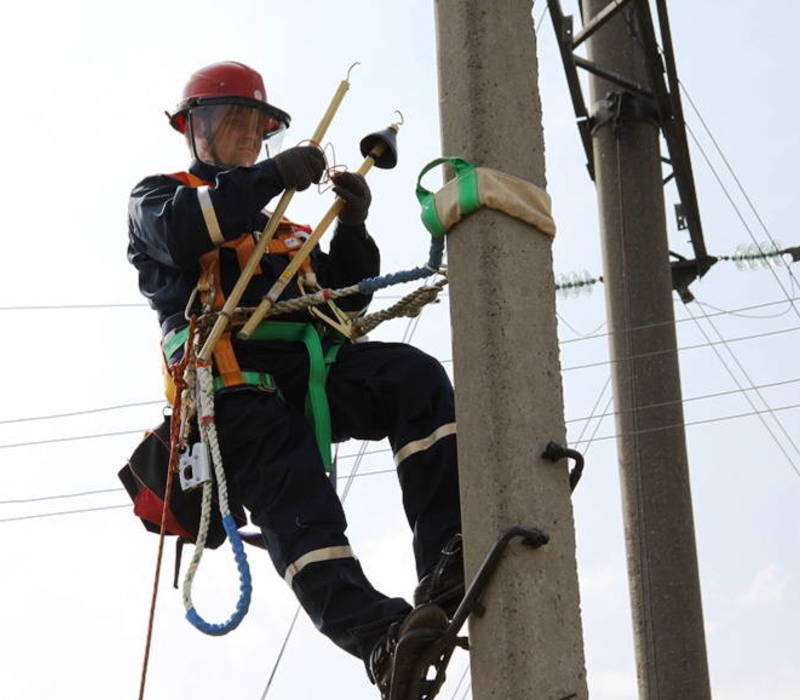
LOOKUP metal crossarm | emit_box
[547,0,595,178]
[572,0,635,47]
[546,0,715,293]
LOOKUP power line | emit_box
[5,297,792,427]
[557,312,607,339]
[3,323,797,450]
[572,402,800,452]
[0,503,130,523]
[561,325,800,372]
[684,121,800,322]
[691,296,796,321]
[558,297,800,346]
[565,377,800,425]
[0,302,148,311]
[534,1,549,33]
[684,303,800,477]
[13,376,800,505]
[0,292,432,313]
[449,663,471,700]
[0,426,394,455]
[679,80,800,303]
[0,467,401,520]
[8,397,799,523]
[0,400,164,425]
[0,429,147,450]
[0,486,125,505]
[571,376,613,445]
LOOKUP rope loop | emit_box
[181,360,252,636]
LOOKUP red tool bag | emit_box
[118,419,248,550]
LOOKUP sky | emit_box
[0,1,798,699]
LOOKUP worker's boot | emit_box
[413,534,464,619]
[367,604,449,699]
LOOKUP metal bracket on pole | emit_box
[547,0,596,179]
[670,252,718,303]
[590,90,659,133]
[541,441,586,492]
[546,0,716,295]
[391,527,550,700]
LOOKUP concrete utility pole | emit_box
[434,2,588,698]
[581,2,711,697]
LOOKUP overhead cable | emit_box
[0,467,397,522]
[685,122,800,322]
[684,303,800,477]
[572,403,800,454]
[561,325,800,372]
[3,327,798,449]
[0,400,163,426]
[565,376,800,425]
[558,296,800,345]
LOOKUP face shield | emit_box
[187,101,289,168]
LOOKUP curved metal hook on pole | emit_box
[197,63,360,362]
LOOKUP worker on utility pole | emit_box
[125,60,463,697]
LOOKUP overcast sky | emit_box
[0,2,798,699]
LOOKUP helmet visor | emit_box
[188,103,288,168]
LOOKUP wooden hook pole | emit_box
[238,141,389,339]
[197,69,355,362]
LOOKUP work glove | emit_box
[272,146,326,191]
[332,172,372,225]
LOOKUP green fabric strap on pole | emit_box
[415,156,480,237]
[163,322,340,474]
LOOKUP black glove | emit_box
[272,146,326,191]
[332,172,372,225]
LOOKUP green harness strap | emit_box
[163,321,342,473]
[247,321,342,473]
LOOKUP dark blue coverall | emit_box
[127,157,460,661]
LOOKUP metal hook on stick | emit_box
[238,119,401,339]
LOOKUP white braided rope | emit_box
[197,364,231,515]
[182,481,213,611]
[180,363,233,612]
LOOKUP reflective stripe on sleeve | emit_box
[196,186,224,244]
[284,545,355,587]
[393,422,457,466]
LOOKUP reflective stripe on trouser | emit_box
[284,545,354,586]
[394,422,457,466]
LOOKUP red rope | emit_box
[138,319,196,700]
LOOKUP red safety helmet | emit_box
[167,61,290,139]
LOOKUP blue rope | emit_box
[185,515,252,636]
[357,238,445,294]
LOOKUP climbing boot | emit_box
[413,534,464,619]
[367,604,450,700]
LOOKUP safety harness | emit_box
[166,170,342,472]
[158,172,348,636]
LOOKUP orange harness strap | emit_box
[168,170,314,391]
